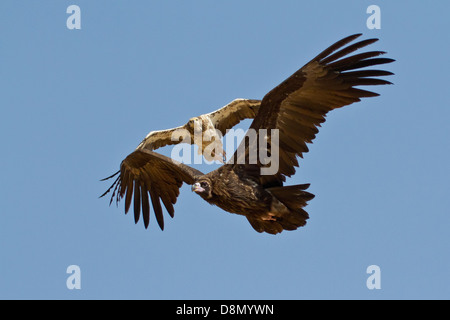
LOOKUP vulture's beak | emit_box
[191,182,204,193]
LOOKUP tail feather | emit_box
[247,184,315,235]
[268,183,315,212]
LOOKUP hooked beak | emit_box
[191,182,204,193]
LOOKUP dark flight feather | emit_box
[133,181,141,224]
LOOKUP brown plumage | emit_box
[101,33,394,234]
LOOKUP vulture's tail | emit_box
[247,184,315,234]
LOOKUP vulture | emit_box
[101,33,394,234]
[137,98,261,162]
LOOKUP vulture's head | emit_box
[191,179,212,199]
[187,117,203,134]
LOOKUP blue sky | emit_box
[1,1,449,299]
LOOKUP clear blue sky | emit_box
[1,1,449,299]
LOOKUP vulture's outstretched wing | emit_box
[232,33,394,184]
[137,125,192,151]
[137,98,261,152]
[100,150,203,230]
[207,98,261,135]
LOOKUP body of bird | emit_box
[192,164,314,234]
[193,164,272,216]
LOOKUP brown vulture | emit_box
[101,33,394,234]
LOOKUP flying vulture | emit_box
[136,98,261,162]
[101,33,394,234]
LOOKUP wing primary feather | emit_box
[99,175,120,199]
[100,170,120,181]
[133,181,141,224]
[320,38,379,64]
[160,196,175,218]
[327,51,387,70]
[124,174,134,214]
[149,189,164,231]
[340,69,394,78]
[345,78,393,86]
[336,58,396,72]
[141,185,150,228]
[310,33,362,62]
[346,88,380,98]
[110,177,121,206]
